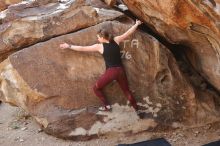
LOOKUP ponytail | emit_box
[98,29,113,42]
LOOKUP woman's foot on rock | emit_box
[98,105,112,111]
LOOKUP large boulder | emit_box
[0,0,122,61]
[0,0,219,140]
[122,0,220,92]
[0,17,199,139]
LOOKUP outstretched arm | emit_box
[60,43,103,53]
[114,19,143,44]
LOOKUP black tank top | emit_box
[102,40,122,69]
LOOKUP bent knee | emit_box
[93,83,101,91]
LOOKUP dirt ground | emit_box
[0,103,220,146]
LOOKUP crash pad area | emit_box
[118,138,171,146]
[203,140,220,146]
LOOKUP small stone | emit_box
[180,96,184,100]
[11,125,20,129]
[200,82,207,90]
[41,137,45,141]
[207,124,212,129]
[154,107,160,112]
[172,122,181,128]
[21,127,27,131]
[153,113,158,117]
[38,128,43,133]
[15,137,20,141]
[19,138,24,142]
[156,103,162,107]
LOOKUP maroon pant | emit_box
[93,66,138,110]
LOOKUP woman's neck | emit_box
[102,39,110,43]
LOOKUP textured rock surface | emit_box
[0,18,197,139]
[0,0,122,61]
[0,0,220,141]
[122,0,220,92]
[0,0,21,11]
[104,0,116,6]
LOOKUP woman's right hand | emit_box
[60,43,70,50]
[135,19,143,26]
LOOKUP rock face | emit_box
[122,0,220,93]
[104,0,116,6]
[0,16,197,139]
[0,0,122,61]
[0,0,21,11]
[0,0,220,140]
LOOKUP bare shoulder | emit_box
[113,37,120,45]
[95,43,103,48]
[96,43,104,54]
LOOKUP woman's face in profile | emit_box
[97,34,103,43]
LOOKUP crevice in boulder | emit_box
[116,6,220,109]
[13,17,123,51]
